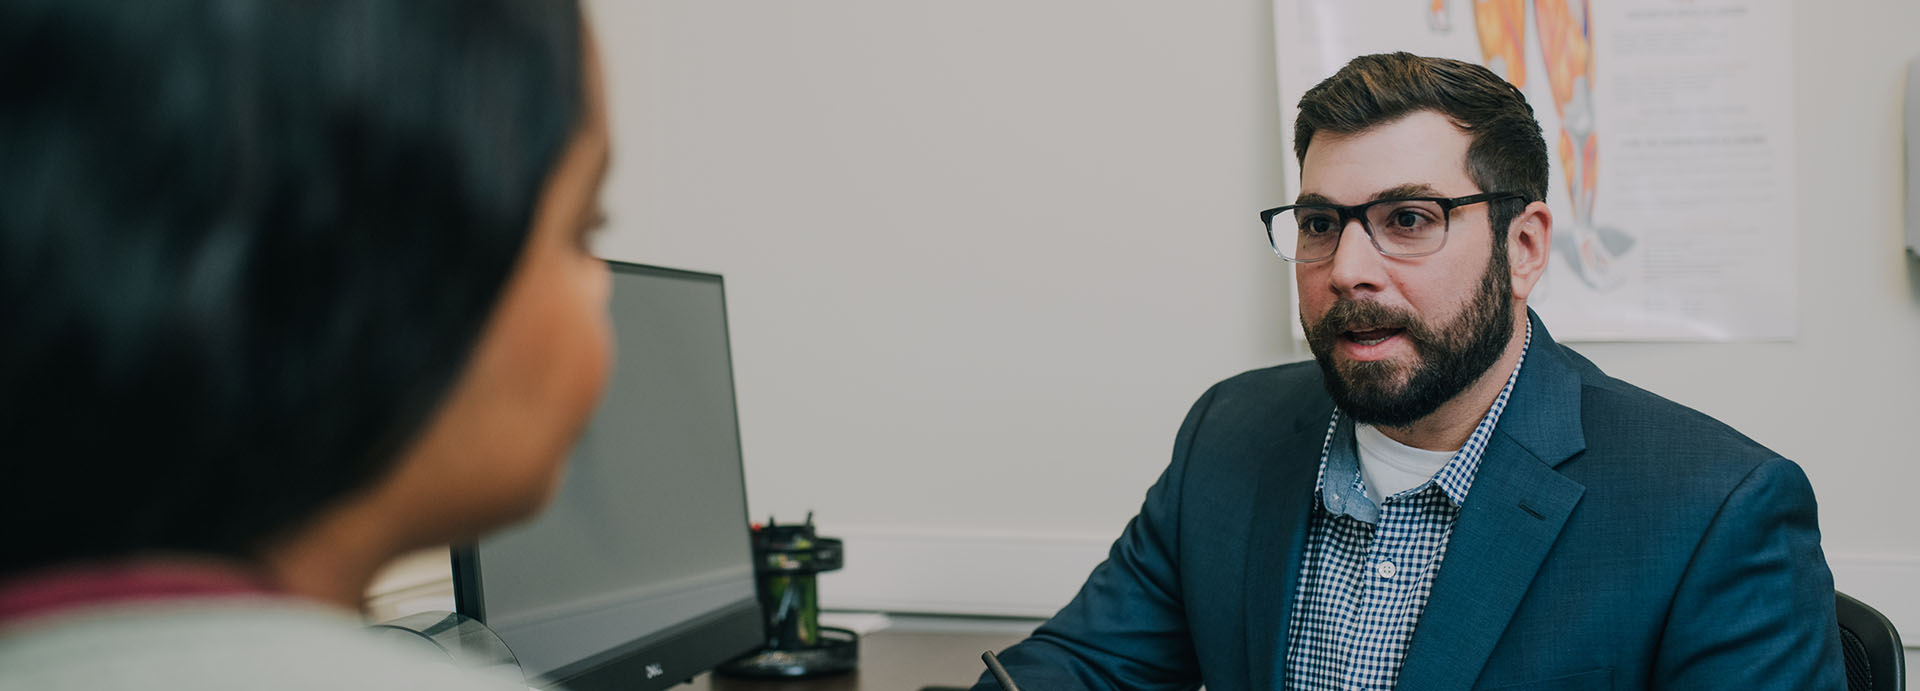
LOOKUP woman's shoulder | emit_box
[0,598,529,691]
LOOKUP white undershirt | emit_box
[1354,423,1459,503]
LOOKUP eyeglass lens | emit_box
[1271,199,1449,261]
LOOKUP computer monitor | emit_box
[453,262,763,691]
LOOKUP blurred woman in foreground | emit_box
[0,2,614,688]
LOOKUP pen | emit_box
[981,650,1022,691]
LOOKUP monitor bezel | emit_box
[451,261,764,691]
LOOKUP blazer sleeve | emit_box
[968,385,1218,691]
[1651,456,1847,690]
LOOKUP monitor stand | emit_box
[370,611,524,686]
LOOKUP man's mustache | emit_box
[1306,299,1433,348]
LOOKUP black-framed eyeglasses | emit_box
[1258,192,1524,263]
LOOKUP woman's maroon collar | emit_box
[0,559,280,625]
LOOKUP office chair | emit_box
[1835,591,1904,691]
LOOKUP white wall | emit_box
[585,0,1920,644]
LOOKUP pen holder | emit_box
[715,516,858,678]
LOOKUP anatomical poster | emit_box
[1274,0,1796,341]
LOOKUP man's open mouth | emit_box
[1343,327,1403,346]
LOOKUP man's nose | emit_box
[1325,217,1386,295]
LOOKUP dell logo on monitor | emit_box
[645,664,665,679]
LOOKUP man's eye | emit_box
[1298,214,1338,235]
[1382,205,1441,232]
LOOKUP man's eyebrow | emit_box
[1293,183,1445,206]
[1371,183,1443,200]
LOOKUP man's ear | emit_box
[1507,201,1552,301]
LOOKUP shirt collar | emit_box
[1312,322,1532,521]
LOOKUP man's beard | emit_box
[1302,249,1514,428]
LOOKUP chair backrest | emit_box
[1835,591,1905,691]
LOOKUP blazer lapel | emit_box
[1394,435,1585,691]
[1245,409,1331,691]
[1396,313,1591,691]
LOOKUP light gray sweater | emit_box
[0,598,531,691]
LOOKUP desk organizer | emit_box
[715,515,858,678]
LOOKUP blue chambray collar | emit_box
[1310,322,1533,523]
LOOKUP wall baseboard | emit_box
[367,530,1918,649]
[818,529,1920,647]
[816,528,1113,618]
[1829,553,1920,646]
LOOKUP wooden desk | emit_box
[684,630,1026,691]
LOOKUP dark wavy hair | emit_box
[0,0,584,572]
[1294,52,1548,241]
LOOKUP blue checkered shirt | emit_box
[1280,324,1531,690]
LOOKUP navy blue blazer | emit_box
[978,314,1845,691]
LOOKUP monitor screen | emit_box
[454,262,763,691]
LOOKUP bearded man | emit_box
[971,53,1845,691]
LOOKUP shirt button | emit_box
[1377,560,1397,579]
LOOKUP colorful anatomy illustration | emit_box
[1435,0,1633,290]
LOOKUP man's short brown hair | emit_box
[1295,52,1547,238]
